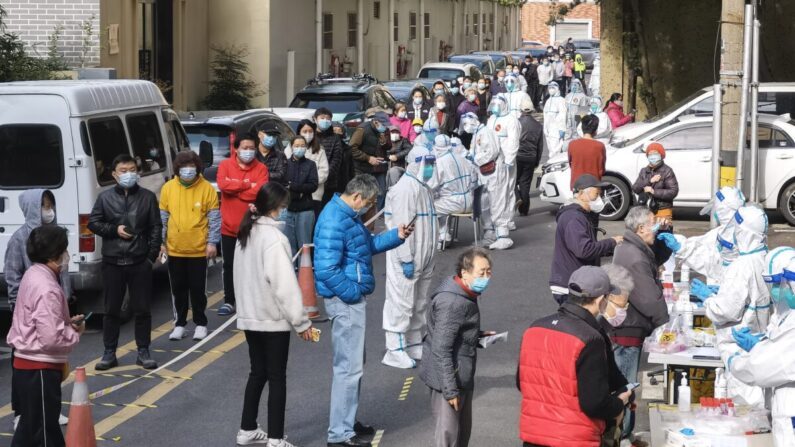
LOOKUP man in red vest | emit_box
[518,265,634,447]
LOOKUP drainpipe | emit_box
[478,1,483,51]
[389,0,395,79]
[357,0,364,72]
[749,1,760,202]
[316,0,323,74]
[419,0,425,65]
[735,4,753,191]
[711,83,723,229]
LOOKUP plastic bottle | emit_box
[727,401,736,417]
[680,264,691,283]
[678,372,691,412]
[676,293,694,328]
[663,282,675,302]
[714,368,728,399]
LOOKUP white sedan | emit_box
[538,114,795,224]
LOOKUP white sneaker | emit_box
[489,238,514,250]
[169,326,186,340]
[59,413,69,425]
[382,350,416,369]
[268,438,297,447]
[193,326,208,340]
[406,344,423,361]
[237,426,269,445]
[508,221,517,231]
[13,415,19,431]
[439,232,452,242]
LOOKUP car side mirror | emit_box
[199,141,214,167]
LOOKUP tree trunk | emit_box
[628,68,638,114]
[629,0,657,116]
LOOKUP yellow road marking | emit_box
[86,372,192,381]
[0,432,121,442]
[63,401,158,409]
[0,291,224,420]
[371,429,385,446]
[398,376,414,401]
[93,331,245,436]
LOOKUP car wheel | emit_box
[600,175,631,221]
[778,182,795,226]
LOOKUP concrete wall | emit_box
[521,0,600,46]
[172,0,208,111]
[269,0,315,107]
[1,0,100,67]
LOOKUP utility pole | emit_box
[718,0,745,188]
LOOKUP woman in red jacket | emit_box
[604,93,634,129]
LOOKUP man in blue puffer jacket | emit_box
[314,174,412,447]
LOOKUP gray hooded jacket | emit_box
[4,189,71,305]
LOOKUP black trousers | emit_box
[221,234,237,306]
[11,368,64,447]
[241,330,290,438]
[516,160,537,216]
[102,261,152,350]
[168,256,208,327]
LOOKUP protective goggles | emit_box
[414,154,436,165]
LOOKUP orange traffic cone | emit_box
[65,367,96,447]
[298,245,321,320]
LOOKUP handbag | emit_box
[479,160,496,175]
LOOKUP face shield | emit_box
[433,134,452,157]
[548,81,560,97]
[570,80,582,94]
[733,205,768,256]
[716,221,739,266]
[780,267,795,311]
[488,96,509,118]
[461,113,480,134]
[505,76,518,93]
[699,187,746,225]
[410,154,437,183]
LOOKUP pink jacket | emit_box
[563,60,574,77]
[6,263,79,364]
[606,102,633,128]
[390,115,416,143]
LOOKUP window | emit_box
[88,117,131,185]
[424,13,430,39]
[373,1,380,19]
[126,113,166,176]
[473,14,479,36]
[0,125,63,189]
[758,92,795,115]
[465,14,469,36]
[323,13,333,50]
[393,12,399,42]
[409,12,417,40]
[656,126,713,150]
[348,13,357,47]
[184,126,231,160]
[490,13,494,33]
[747,125,794,149]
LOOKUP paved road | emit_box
[1,201,793,446]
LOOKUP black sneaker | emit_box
[327,435,371,447]
[95,350,118,371]
[354,421,375,436]
[136,348,158,370]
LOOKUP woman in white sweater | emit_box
[233,182,314,447]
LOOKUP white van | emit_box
[0,80,194,313]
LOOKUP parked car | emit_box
[470,51,512,71]
[518,44,549,60]
[290,73,397,132]
[571,39,600,69]
[269,107,317,133]
[383,80,433,104]
[417,62,484,84]
[448,54,496,78]
[522,40,544,47]
[538,114,795,224]
[180,109,295,188]
[0,80,193,313]
[611,83,795,145]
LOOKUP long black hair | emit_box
[237,182,290,249]
[296,119,321,154]
[604,92,622,111]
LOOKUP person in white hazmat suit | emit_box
[727,251,795,446]
[588,54,601,98]
[469,117,500,245]
[657,186,745,284]
[432,134,478,244]
[483,96,520,249]
[500,74,533,120]
[564,78,590,138]
[702,204,771,408]
[543,81,568,158]
[576,96,613,142]
[382,152,438,369]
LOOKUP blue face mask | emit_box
[357,204,371,217]
[650,222,661,235]
[413,97,424,106]
[292,147,307,158]
[261,135,277,148]
[117,172,139,189]
[422,164,434,181]
[590,104,600,114]
[648,154,662,165]
[470,277,490,294]
[317,119,332,131]
[489,106,501,116]
[179,167,197,182]
[375,123,387,133]
[277,208,288,220]
[434,88,445,96]
[450,87,460,95]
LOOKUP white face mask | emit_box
[436,102,446,110]
[57,251,69,272]
[413,125,423,134]
[397,111,407,119]
[390,133,400,142]
[301,132,314,143]
[589,196,606,213]
[41,208,55,224]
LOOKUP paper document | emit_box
[478,331,508,349]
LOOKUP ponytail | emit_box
[237,182,290,249]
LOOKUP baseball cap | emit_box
[568,266,620,298]
[572,174,609,192]
[372,112,391,126]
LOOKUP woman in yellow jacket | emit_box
[159,151,221,341]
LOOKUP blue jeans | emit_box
[326,297,367,443]
[374,172,386,210]
[613,344,641,439]
[280,210,315,261]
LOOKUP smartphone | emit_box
[407,214,418,227]
[74,312,93,324]
[625,382,640,391]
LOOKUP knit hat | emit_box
[645,142,666,159]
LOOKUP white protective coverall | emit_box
[576,96,613,142]
[433,134,478,242]
[588,54,601,98]
[705,205,771,408]
[483,96,520,249]
[728,252,795,446]
[543,81,568,158]
[674,187,745,283]
[470,123,499,243]
[382,153,437,369]
[501,74,534,120]
[565,78,590,138]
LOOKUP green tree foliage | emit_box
[202,45,262,110]
[0,4,62,81]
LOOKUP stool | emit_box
[439,186,483,251]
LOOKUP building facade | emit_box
[99,0,523,112]
[1,0,101,67]
[521,0,600,45]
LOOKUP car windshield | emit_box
[290,95,365,114]
[449,56,485,65]
[646,89,709,123]
[418,68,465,81]
[611,125,665,149]
[184,125,230,159]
